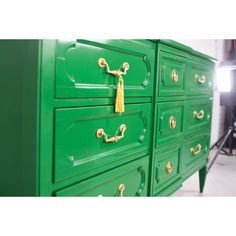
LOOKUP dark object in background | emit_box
[222,106,236,149]
[221,41,236,149]
[220,71,236,149]
[209,40,236,171]
[224,40,236,60]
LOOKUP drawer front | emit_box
[55,156,149,196]
[153,146,180,195]
[55,40,155,98]
[182,134,210,172]
[158,51,186,97]
[186,58,213,95]
[155,101,184,146]
[54,103,151,183]
[184,99,212,134]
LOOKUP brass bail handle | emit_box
[96,124,127,143]
[98,58,129,76]
[193,110,205,120]
[118,184,126,197]
[190,144,202,156]
[195,74,206,84]
[98,58,129,113]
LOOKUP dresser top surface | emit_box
[154,39,217,62]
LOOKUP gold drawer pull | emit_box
[98,58,129,113]
[190,144,202,156]
[98,58,129,76]
[195,74,206,84]
[166,161,173,174]
[169,116,176,129]
[193,110,205,120]
[118,184,126,197]
[96,124,127,143]
[171,70,178,83]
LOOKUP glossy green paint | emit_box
[0,40,39,196]
[199,165,208,193]
[54,103,151,184]
[158,50,187,97]
[154,180,182,196]
[155,101,184,146]
[157,40,217,61]
[36,39,156,196]
[181,160,208,184]
[149,41,214,196]
[55,156,149,196]
[153,144,181,195]
[181,134,210,174]
[56,40,155,99]
[0,39,214,196]
[184,98,213,134]
[38,40,57,196]
[54,97,152,108]
[186,56,214,96]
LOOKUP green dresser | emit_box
[0,40,214,196]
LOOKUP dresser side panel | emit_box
[0,40,39,196]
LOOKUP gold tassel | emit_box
[115,75,125,113]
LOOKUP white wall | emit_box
[177,40,224,145]
[178,40,218,59]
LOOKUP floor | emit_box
[174,149,236,196]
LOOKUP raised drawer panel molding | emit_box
[55,103,151,183]
[55,156,149,197]
[153,145,182,196]
[56,40,155,98]
[158,50,187,96]
[182,134,210,173]
[0,40,214,196]
[156,101,184,146]
[186,57,213,95]
[184,99,212,134]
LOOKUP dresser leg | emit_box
[199,165,207,193]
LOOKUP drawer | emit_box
[186,57,214,95]
[153,145,180,195]
[158,50,186,97]
[182,134,210,172]
[54,103,151,183]
[184,99,212,134]
[55,40,155,98]
[155,101,184,146]
[54,156,149,196]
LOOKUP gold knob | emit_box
[171,70,178,83]
[190,144,202,156]
[169,116,176,129]
[166,161,173,174]
[118,184,126,197]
